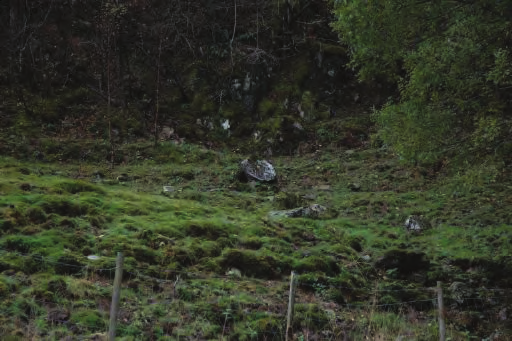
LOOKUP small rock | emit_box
[159,126,174,140]
[498,308,507,321]
[268,204,327,219]
[226,268,242,278]
[315,184,331,191]
[348,182,361,191]
[302,193,317,200]
[162,186,174,193]
[117,174,131,182]
[292,122,304,130]
[221,119,230,130]
[404,215,431,233]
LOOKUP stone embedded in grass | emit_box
[226,267,242,278]
[268,204,327,219]
[404,215,431,233]
[314,184,332,191]
[347,182,361,191]
[162,185,174,193]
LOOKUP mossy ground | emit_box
[0,123,511,339]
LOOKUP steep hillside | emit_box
[0,132,511,339]
[1,1,511,340]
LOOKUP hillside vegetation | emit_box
[0,123,511,339]
[1,0,512,340]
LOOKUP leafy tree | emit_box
[332,0,512,164]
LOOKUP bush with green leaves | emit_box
[332,0,512,165]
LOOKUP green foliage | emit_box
[56,180,106,195]
[333,0,512,164]
[69,309,105,331]
[257,99,278,118]
[0,144,511,338]
[39,197,93,217]
[291,57,311,85]
[25,206,47,224]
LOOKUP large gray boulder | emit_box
[239,159,276,182]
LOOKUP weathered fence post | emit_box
[286,271,297,341]
[437,281,446,341]
[108,252,124,341]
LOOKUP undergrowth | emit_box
[0,138,510,339]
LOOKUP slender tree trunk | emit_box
[154,29,163,147]
[106,3,114,170]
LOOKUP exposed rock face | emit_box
[239,159,276,182]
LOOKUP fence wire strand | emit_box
[0,249,510,339]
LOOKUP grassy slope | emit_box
[0,130,511,340]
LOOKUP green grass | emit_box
[0,138,511,339]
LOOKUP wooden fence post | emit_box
[437,281,446,341]
[286,271,297,341]
[108,252,124,341]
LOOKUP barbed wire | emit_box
[0,268,508,340]
[0,247,118,271]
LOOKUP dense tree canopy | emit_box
[332,0,512,165]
